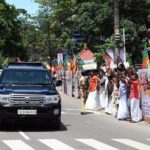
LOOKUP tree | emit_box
[0,0,27,60]
[119,0,150,64]
[34,0,150,64]
[35,0,78,54]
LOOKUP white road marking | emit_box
[113,139,150,150]
[64,109,80,111]
[76,139,119,150]
[61,111,83,115]
[61,111,67,114]
[62,111,102,115]
[19,131,30,140]
[2,138,150,150]
[61,111,79,114]
[39,139,75,150]
[2,140,34,150]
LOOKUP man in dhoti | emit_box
[99,70,107,109]
[128,73,142,123]
[86,70,100,110]
[117,74,130,120]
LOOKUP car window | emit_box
[0,70,52,85]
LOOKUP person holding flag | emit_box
[127,72,142,123]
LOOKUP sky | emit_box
[6,0,40,15]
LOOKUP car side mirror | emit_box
[55,80,62,86]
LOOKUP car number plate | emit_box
[17,110,37,115]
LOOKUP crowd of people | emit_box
[79,60,142,123]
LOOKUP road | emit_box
[0,92,150,150]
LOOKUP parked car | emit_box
[0,62,61,129]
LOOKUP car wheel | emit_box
[0,120,4,130]
[51,119,61,130]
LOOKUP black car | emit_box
[0,62,61,129]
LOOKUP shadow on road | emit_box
[0,121,67,132]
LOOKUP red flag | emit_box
[102,51,113,63]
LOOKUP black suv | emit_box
[0,62,61,129]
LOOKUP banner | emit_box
[138,69,150,122]
[72,70,81,98]
[106,49,126,62]
[57,53,63,78]
[106,49,126,68]
[57,53,63,64]
[66,71,72,96]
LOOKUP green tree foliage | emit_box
[34,0,150,64]
[119,0,150,64]
[0,0,27,60]
[35,0,79,54]
[74,0,113,48]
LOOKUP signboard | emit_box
[82,62,97,70]
[138,69,150,122]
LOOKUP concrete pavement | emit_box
[60,92,150,127]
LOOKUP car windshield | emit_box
[0,70,52,85]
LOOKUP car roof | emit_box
[4,62,48,71]
[5,66,48,71]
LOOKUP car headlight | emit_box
[44,95,61,104]
[0,95,10,103]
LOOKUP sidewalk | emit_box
[59,91,150,127]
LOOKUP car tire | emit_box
[0,120,4,130]
[51,119,61,130]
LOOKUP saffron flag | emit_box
[71,56,77,75]
[142,49,149,69]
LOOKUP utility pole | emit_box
[123,28,126,62]
[114,0,120,63]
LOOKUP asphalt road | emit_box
[0,92,150,150]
